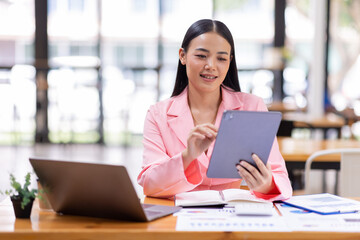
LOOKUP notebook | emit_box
[207,110,282,178]
[175,189,268,207]
[29,158,181,222]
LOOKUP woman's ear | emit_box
[179,48,186,65]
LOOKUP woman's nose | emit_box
[205,58,215,69]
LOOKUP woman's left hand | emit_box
[236,154,275,194]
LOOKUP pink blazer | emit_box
[137,87,293,200]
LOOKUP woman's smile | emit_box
[200,73,218,82]
[178,31,231,94]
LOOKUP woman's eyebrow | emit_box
[195,48,229,55]
[195,48,210,53]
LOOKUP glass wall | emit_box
[160,0,212,100]
[283,0,312,110]
[3,0,353,145]
[0,0,35,145]
[101,0,159,144]
[327,0,360,139]
[0,0,301,145]
[214,0,276,104]
[47,0,100,143]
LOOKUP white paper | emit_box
[222,189,268,203]
[174,207,235,217]
[176,215,290,232]
[275,202,360,232]
[282,193,360,214]
[175,207,289,232]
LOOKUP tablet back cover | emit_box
[207,111,282,178]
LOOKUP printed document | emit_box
[275,202,360,232]
[281,193,360,215]
[175,207,289,232]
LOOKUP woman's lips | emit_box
[200,74,218,82]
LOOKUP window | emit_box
[283,0,312,109]
[47,0,100,143]
[214,0,276,103]
[0,0,35,145]
[328,0,360,139]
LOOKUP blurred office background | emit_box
[1,0,360,196]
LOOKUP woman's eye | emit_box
[218,57,227,61]
[196,55,206,59]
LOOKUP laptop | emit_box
[29,158,181,222]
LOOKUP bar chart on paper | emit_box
[175,208,289,231]
[176,215,289,231]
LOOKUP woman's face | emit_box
[179,31,232,94]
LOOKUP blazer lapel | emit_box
[166,86,246,159]
[221,86,244,111]
[206,87,245,158]
[167,88,194,148]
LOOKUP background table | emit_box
[267,102,305,113]
[278,137,360,191]
[279,137,360,165]
[282,112,346,138]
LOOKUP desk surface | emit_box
[267,102,305,113]
[278,137,360,162]
[282,112,345,128]
[1,197,360,240]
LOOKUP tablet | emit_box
[206,110,282,179]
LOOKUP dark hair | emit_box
[171,19,241,97]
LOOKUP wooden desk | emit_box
[282,112,345,129]
[267,102,305,113]
[1,197,360,240]
[279,137,360,163]
[278,137,360,191]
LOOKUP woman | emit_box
[137,19,292,200]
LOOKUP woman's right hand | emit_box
[182,123,218,169]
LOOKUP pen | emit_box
[338,210,358,214]
[273,203,282,216]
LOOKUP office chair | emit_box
[304,148,360,197]
[276,120,294,137]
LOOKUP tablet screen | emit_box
[206,110,282,179]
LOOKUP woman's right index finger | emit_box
[203,123,218,132]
